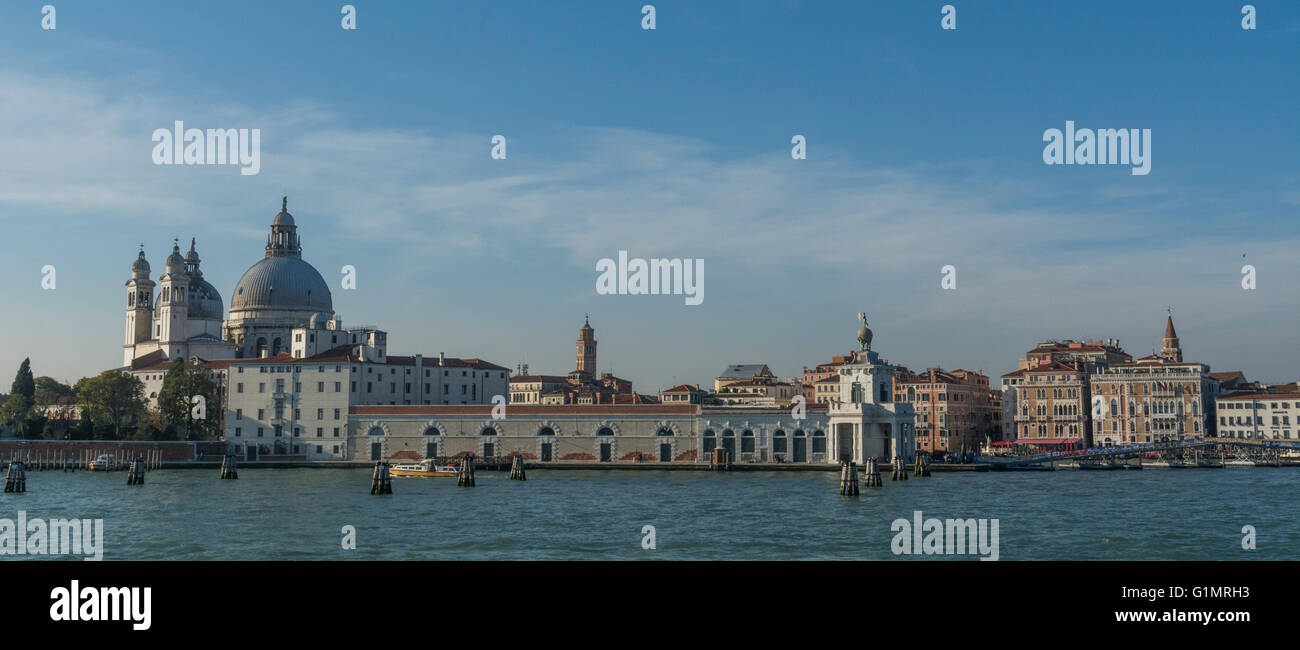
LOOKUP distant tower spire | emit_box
[1160,311,1182,362]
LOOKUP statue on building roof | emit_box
[857,312,873,352]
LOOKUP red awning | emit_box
[1015,438,1081,445]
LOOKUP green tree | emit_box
[33,376,74,407]
[70,414,94,440]
[75,370,146,440]
[0,394,30,437]
[4,358,36,437]
[156,357,221,439]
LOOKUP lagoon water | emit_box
[4,467,1296,560]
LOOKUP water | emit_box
[3,467,1296,560]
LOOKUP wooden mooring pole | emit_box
[913,452,931,477]
[4,461,26,493]
[863,457,882,487]
[369,461,393,494]
[457,456,476,487]
[839,460,860,496]
[126,457,145,485]
[219,454,238,480]
[508,454,526,481]
[891,455,908,481]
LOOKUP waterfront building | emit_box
[1001,337,1130,450]
[222,343,508,459]
[1216,391,1300,441]
[823,318,916,463]
[1007,361,1088,450]
[346,403,834,464]
[1087,316,1218,445]
[895,367,995,455]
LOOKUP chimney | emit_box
[439,352,445,365]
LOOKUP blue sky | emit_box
[1,0,1297,390]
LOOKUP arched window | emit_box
[367,426,383,436]
[772,429,787,453]
[480,427,496,436]
[272,337,283,355]
[655,427,673,436]
[811,430,826,453]
[741,430,755,453]
[421,426,440,436]
[538,427,556,436]
[596,427,614,436]
[255,337,268,356]
[702,428,717,453]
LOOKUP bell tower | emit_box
[155,239,190,357]
[1160,311,1182,363]
[123,246,155,365]
[575,315,597,381]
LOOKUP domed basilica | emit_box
[123,198,343,365]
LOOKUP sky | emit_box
[0,0,1297,392]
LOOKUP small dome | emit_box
[308,312,329,329]
[131,249,150,274]
[165,242,186,273]
[273,196,294,226]
[184,238,200,265]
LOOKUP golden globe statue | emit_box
[857,312,873,352]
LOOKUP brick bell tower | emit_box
[1160,311,1182,363]
[575,315,597,381]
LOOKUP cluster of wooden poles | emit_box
[840,453,932,496]
[219,454,239,479]
[456,457,476,487]
[3,462,26,493]
[370,462,393,494]
[125,458,146,485]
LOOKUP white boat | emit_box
[388,459,457,477]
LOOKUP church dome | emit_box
[188,277,224,320]
[230,256,333,314]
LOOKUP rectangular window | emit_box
[316,427,323,437]
[237,383,244,393]
[316,408,324,419]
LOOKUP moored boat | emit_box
[87,454,115,471]
[388,459,457,477]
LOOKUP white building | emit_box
[1216,391,1299,441]
[825,344,916,464]
[117,198,508,452]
